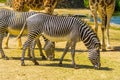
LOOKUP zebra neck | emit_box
[78,23,99,49]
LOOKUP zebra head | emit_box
[88,43,101,69]
[44,41,55,60]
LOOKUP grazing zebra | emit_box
[89,0,116,51]
[18,13,101,69]
[0,8,53,60]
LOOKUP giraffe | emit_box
[89,0,116,51]
[7,0,58,14]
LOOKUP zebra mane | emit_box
[77,18,100,49]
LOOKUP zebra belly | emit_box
[42,33,71,42]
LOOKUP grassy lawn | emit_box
[0,8,120,80]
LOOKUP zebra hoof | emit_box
[102,49,106,51]
[58,62,62,67]
[2,56,9,60]
[28,55,32,59]
[41,56,47,60]
[107,46,112,49]
[21,62,25,66]
[58,62,62,66]
[4,56,9,60]
[34,61,39,65]
[74,65,79,69]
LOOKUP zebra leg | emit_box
[27,46,32,58]
[21,41,28,66]
[4,33,10,49]
[70,41,78,69]
[36,38,46,60]
[0,33,9,60]
[21,39,32,66]
[30,40,39,65]
[59,41,71,66]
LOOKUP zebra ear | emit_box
[96,47,99,50]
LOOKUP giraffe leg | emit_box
[106,19,111,49]
[101,11,107,51]
[4,33,10,49]
[106,4,115,49]
[92,8,98,34]
[89,2,98,34]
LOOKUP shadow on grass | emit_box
[9,57,71,62]
[41,63,113,71]
[55,48,87,52]
[111,46,120,51]
[100,46,120,52]
[6,57,113,71]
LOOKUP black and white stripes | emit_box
[0,8,47,60]
[21,13,101,69]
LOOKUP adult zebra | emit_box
[0,8,54,60]
[18,13,101,69]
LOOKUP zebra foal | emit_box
[19,13,101,69]
[0,8,53,60]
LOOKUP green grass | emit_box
[0,9,120,80]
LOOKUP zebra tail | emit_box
[16,21,27,39]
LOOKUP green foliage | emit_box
[84,0,89,8]
[115,0,120,11]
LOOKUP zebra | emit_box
[0,8,53,60]
[18,13,101,69]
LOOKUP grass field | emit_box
[0,7,120,80]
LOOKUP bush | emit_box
[84,0,89,8]
[115,0,120,11]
